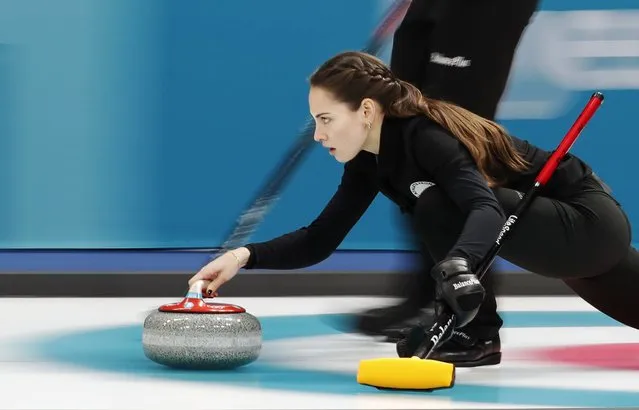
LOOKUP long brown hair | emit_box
[309,51,529,186]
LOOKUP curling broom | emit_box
[207,0,411,256]
[356,91,605,391]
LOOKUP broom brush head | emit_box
[357,356,455,390]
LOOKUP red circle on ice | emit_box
[526,343,639,370]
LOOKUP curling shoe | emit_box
[379,307,436,343]
[429,330,502,367]
[353,298,423,337]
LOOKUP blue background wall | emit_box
[0,0,637,250]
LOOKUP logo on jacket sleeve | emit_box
[410,181,435,197]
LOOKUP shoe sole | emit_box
[385,336,502,368]
[443,352,502,368]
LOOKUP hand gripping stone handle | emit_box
[158,280,246,313]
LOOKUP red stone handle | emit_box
[157,280,246,313]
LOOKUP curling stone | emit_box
[142,281,262,370]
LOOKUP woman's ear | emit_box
[360,98,376,123]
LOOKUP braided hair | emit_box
[308,51,529,187]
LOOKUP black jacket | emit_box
[244,115,592,270]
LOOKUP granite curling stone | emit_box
[142,284,262,370]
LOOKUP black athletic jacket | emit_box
[243,115,592,271]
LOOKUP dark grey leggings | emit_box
[412,174,639,333]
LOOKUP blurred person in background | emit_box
[353,0,540,367]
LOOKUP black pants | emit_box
[390,0,540,120]
[412,174,639,336]
[386,0,540,332]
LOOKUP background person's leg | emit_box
[421,0,540,119]
[389,0,438,88]
[354,239,435,337]
[355,0,440,339]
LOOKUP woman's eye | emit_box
[321,117,330,124]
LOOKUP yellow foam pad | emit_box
[356,357,455,390]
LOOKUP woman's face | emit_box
[308,86,370,163]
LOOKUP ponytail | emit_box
[389,81,529,187]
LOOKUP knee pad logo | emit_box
[410,181,435,198]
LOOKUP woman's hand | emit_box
[188,247,250,296]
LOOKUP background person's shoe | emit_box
[353,298,424,337]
